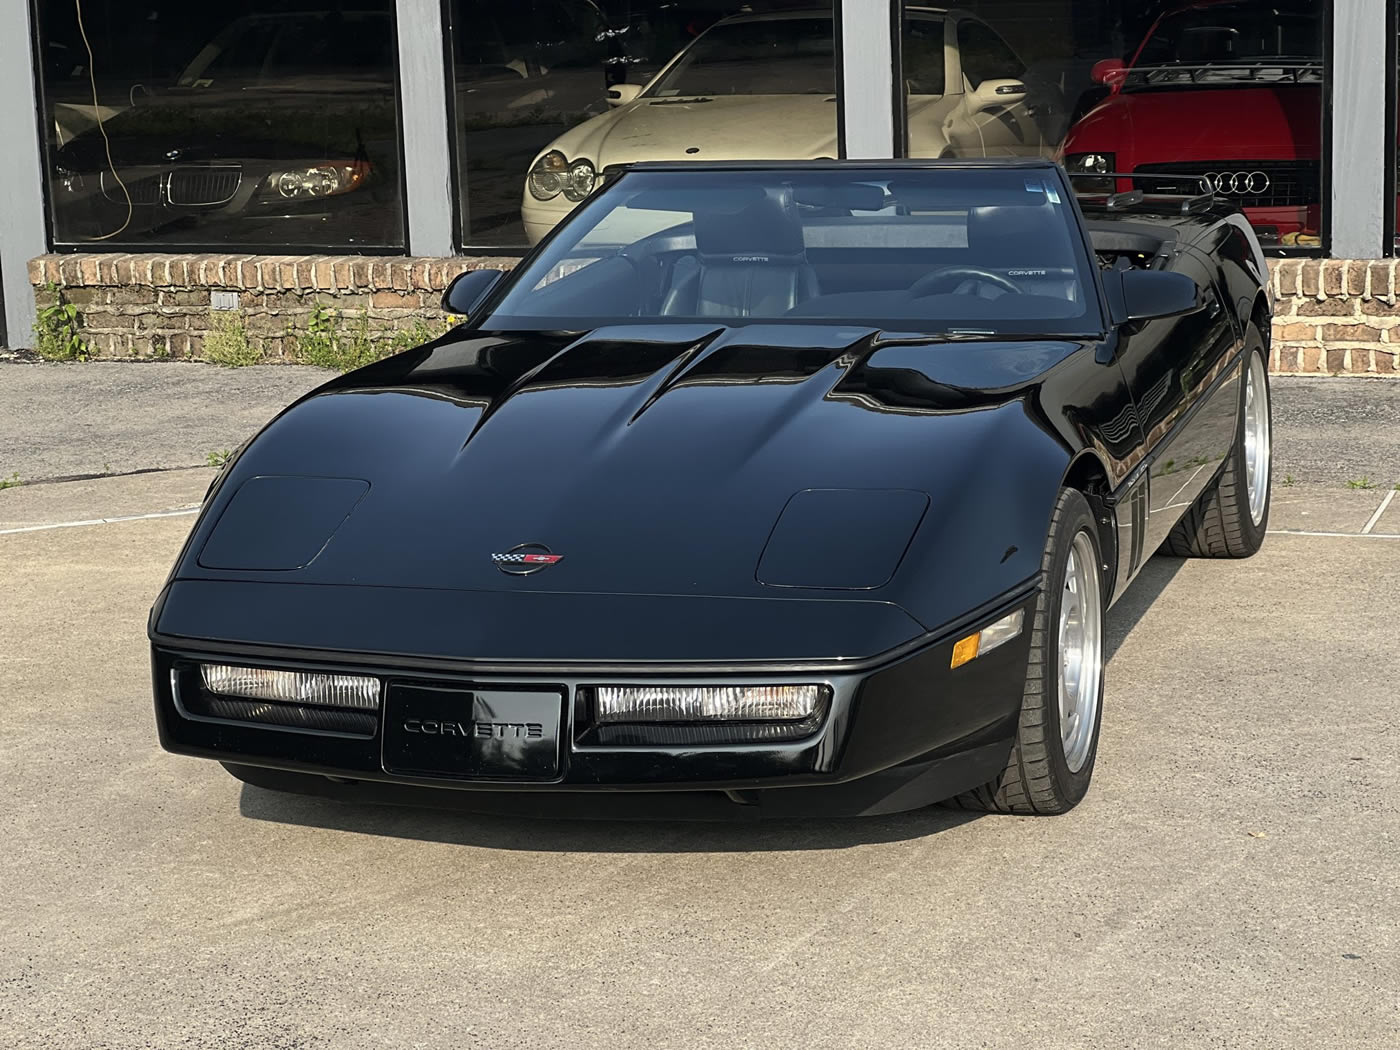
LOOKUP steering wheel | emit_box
[909,267,1023,298]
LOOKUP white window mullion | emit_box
[0,1,48,346]
[1330,0,1387,258]
[396,0,456,257]
[839,0,898,159]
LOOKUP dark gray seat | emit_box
[964,205,1080,304]
[661,193,819,317]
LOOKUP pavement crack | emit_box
[0,464,212,490]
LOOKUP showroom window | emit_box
[901,0,1326,250]
[446,0,837,248]
[32,1,406,251]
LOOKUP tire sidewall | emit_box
[1036,490,1106,807]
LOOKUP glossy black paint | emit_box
[150,160,1269,815]
[442,270,505,317]
[1110,269,1201,324]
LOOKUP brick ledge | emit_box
[26,252,1400,375]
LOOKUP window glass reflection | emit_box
[449,1,837,247]
[36,2,405,250]
[906,0,1325,250]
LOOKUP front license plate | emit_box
[382,685,564,780]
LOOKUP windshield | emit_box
[483,168,1101,335]
[647,18,836,97]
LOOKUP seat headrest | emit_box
[694,191,806,262]
[966,205,1073,267]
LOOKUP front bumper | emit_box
[151,590,1035,817]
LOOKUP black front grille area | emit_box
[187,693,378,736]
[167,166,242,206]
[101,172,160,205]
[1134,161,1320,209]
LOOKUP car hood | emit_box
[178,325,1086,636]
[54,80,394,170]
[1066,83,1320,163]
[550,95,843,165]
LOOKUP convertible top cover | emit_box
[489,165,1102,334]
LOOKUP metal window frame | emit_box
[1386,0,1398,256]
[1330,0,1388,258]
[837,0,899,159]
[1,1,49,347]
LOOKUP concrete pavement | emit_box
[2,364,1398,1048]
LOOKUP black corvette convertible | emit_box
[151,159,1273,818]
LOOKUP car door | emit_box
[945,18,1041,158]
[1113,248,1244,556]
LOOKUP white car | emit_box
[520,6,1053,242]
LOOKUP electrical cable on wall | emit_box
[74,0,132,241]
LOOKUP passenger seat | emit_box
[662,192,819,317]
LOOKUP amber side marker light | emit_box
[950,609,1025,669]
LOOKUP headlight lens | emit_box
[594,685,826,723]
[200,664,381,710]
[268,161,369,200]
[563,159,597,202]
[529,151,596,202]
[528,150,570,201]
[1064,152,1115,194]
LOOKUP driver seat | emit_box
[661,192,819,317]
[965,205,1080,304]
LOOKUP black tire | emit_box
[1163,333,1271,558]
[950,488,1106,815]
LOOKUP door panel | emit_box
[1113,252,1242,555]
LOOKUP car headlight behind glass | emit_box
[563,159,596,202]
[530,150,596,202]
[1064,152,1115,194]
[267,161,369,200]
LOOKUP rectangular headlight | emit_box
[199,664,381,710]
[595,685,825,724]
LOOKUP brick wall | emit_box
[26,254,514,362]
[1269,259,1400,376]
[25,252,1400,376]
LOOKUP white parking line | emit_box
[0,506,200,536]
[1361,489,1397,535]
[1268,528,1400,539]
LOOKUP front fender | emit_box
[887,398,1071,633]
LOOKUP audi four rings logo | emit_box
[1204,171,1271,195]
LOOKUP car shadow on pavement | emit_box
[237,785,983,852]
[1105,554,1185,663]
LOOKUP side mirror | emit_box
[1091,58,1127,86]
[969,78,1026,112]
[607,83,641,107]
[442,268,503,317]
[1110,270,1201,325]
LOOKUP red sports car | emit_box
[1060,0,1322,246]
